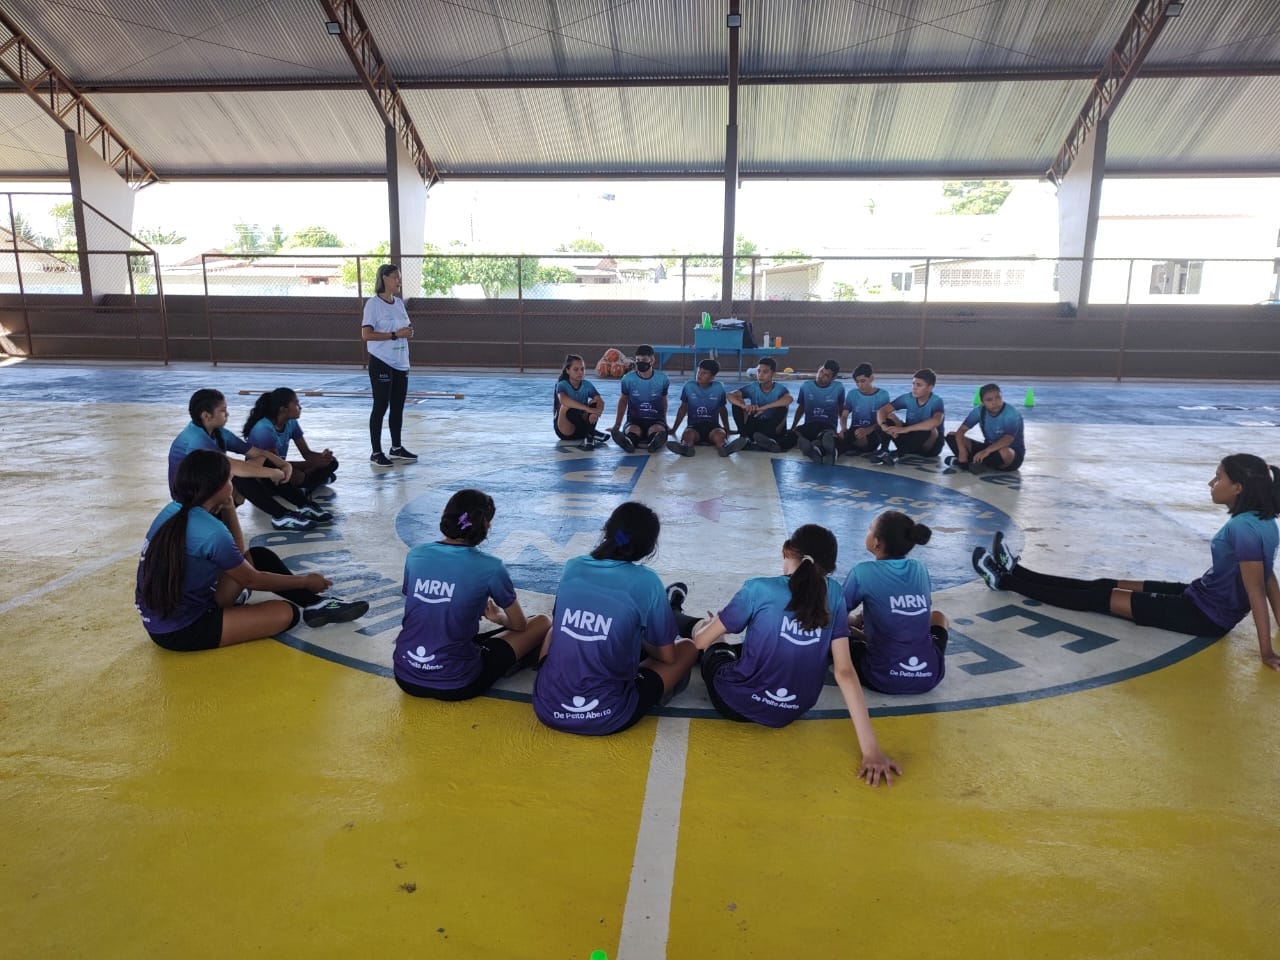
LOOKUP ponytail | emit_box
[591,501,660,562]
[783,524,838,631]
[141,450,230,617]
[242,387,296,439]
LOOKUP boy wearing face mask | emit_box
[610,345,671,453]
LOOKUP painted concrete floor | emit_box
[1,360,1278,959]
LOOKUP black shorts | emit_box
[1130,582,1230,636]
[685,422,722,444]
[700,643,753,722]
[396,634,519,701]
[148,606,224,652]
[610,667,667,732]
[625,418,666,435]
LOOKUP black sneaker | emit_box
[721,435,750,457]
[303,597,370,628]
[751,432,781,453]
[591,430,611,445]
[271,512,317,531]
[389,446,418,462]
[646,432,667,452]
[871,450,897,466]
[578,437,597,451]
[370,451,393,468]
[991,531,1019,573]
[611,428,636,453]
[971,548,1003,591]
[796,434,820,461]
[666,581,688,611]
[296,502,333,523]
[666,439,694,457]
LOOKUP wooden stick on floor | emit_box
[238,389,464,399]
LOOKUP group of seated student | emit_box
[389,487,977,785]
[138,389,369,652]
[554,349,1027,471]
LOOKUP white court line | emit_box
[618,715,691,960]
[0,548,136,617]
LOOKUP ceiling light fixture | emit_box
[1165,2,1185,17]
[325,20,342,35]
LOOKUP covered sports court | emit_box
[2,3,1279,958]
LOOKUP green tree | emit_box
[9,212,47,247]
[555,238,605,253]
[340,241,390,293]
[50,202,76,248]
[773,248,810,260]
[941,180,1013,215]
[285,225,344,248]
[135,227,187,245]
[227,221,285,254]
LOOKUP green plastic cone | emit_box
[973,387,981,406]
[1024,388,1035,408]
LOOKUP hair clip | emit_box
[614,529,630,546]
[458,512,472,530]
[801,554,814,564]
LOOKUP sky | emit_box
[4,176,1279,258]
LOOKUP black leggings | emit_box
[891,429,945,457]
[369,354,408,452]
[554,408,596,441]
[732,406,786,440]
[233,476,308,518]
[246,546,326,607]
[1000,565,1227,636]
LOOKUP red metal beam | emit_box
[1048,0,1183,184]
[0,10,157,188]
[317,0,438,188]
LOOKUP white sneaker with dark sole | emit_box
[271,513,317,531]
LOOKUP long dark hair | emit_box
[874,510,933,559]
[242,387,296,438]
[558,353,584,385]
[440,489,496,546]
[783,524,837,631]
[1221,454,1280,519]
[374,262,400,295]
[591,501,660,562]
[189,388,224,426]
[141,450,231,617]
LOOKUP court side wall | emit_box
[1,294,1277,380]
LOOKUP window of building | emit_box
[1149,259,1203,295]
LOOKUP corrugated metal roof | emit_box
[1107,74,1280,174]
[2,0,354,83]
[91,90,387,177]
[0,95,71,177]
[0,1,1278,181]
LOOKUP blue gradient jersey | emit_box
[844,387,891,427]
[797,380,846,429]
[168,422,252,497]
[135,504,245,634]
[246,417,304,460]
[393,542,518,690]
[711,575,849,727]
[533,556,677,735]
[620,370,670,424]
[737,381,790,408]
[960,403,1025,456]
[1186,511,1279,630]
[891,392,946,439]
[679,380,728,426]
[843,557,943,694]
[553,378,600,416]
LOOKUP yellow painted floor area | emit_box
[2,362,1278,959]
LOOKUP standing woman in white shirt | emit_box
[361,263,417,467]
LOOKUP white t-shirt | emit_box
[362,295,411,371]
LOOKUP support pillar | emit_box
[720,1,742,311]
[387,126,426,299]
[1055,119,1107,311]
[66,129,136,299]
